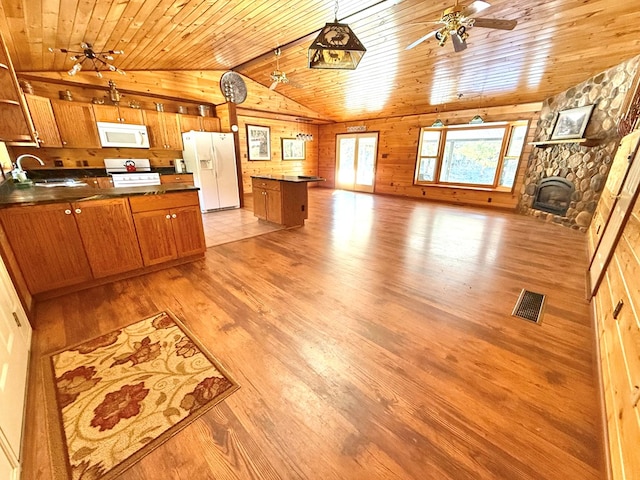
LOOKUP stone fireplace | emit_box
[532,177,574,215]
[517,54,640,230]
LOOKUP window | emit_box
[414,121,528,190]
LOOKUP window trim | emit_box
[414,120,529,192]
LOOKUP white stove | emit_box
[104,159,161,188]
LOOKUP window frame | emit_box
[413,120,529,192]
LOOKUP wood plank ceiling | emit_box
[1,0,640,122]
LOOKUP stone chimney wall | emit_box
[518,55,640,231]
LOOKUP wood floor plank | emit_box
[21,189,603,480]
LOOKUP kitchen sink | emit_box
[33,179,89,188]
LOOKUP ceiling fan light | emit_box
[308,22,366,70]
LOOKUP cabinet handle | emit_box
[165,214,171,219]
[75,208,82,214]
[171,213,177,218]
[12,312,21,327]
[64,209,72,215]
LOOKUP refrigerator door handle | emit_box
[210,143,218,178]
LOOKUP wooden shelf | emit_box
[529,138,596,147]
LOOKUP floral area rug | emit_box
[43,310,239,480]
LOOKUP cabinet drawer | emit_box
[161,174,194,185]
[129,191,200,213]
[252,178,281,191]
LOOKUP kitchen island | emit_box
[0,179,206,314]
[251,175,324,227]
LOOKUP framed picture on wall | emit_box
[246,124,271,161]
[281,138,305,160]
[550,105,595,140]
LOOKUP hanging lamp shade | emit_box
[308,21,366,69]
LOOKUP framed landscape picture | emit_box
[550,105,595,140]
[281,138,305,160]
[246,124,271,161]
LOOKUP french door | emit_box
[336,133,378,193]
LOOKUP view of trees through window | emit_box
[414,122,528,190]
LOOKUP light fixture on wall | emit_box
[48,42,125,77]
[296,133,314,142]
[469,115,484,124]
[432,119,444,127]
[308,0,366,70]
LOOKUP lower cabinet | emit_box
[129,191,206,266]
[251,178,309,227]
[0,198,143,293]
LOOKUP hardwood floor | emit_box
[22,189,603,480]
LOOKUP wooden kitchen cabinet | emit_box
[179,114,221,132]
[0,31,37,146]
[0,198,145,293]
[160,173,194,186]
[0,203,92,294]
[71,198,143,278]
[144,110,182,150]
[93,104,144,124]
[50,100,101,148]
[252,177,310,227]
[24,94,63,147]
[130,191,205,266]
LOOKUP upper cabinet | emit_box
[50,100,101,148]
[24,94,63,147]
[0,31,37,146]
[179,114,221,133]
[93,104,144,124]
[144,111,182,150]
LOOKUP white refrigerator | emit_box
[182,132,240,212]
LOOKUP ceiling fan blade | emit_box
[472,17,517,30]
[461,0,491,17]
[269,81,278,90]
[450,33,467,53]
[406,30,437,50]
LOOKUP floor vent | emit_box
[512,289,545,324]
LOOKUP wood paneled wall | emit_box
[236,114,319,194]
[590,181,640,479]
[318,103,542,209]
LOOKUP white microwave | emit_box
[97,122,150,148]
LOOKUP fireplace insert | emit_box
[532,176,574,215]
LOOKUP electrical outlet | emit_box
[54,160,63,167]
[82,160,89,166]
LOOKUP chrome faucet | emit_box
[12,154,45,182]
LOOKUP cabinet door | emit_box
[24,94,63,147]
[0,31,37,146]
[201,116,221,132]
[132,210,177,266]
[162,112,183,150]
[253,187,268,220]
[265,190,282,224]
[51,100,101,148]
[179,114,202,132]
[72,198,143,278]
[118,106,144,124]
[143,110,165,149]
[0,255,30,463]
[170,205,206,258]
[92,104,120,123]
[0,204,92,294]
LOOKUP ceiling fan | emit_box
[406,0,517,53]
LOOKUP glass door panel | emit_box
[336,133,378,193]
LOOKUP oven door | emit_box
[97,122,150,148]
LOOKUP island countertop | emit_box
[251,175,325,183]
[0,180,199,208]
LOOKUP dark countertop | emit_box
[0,180,199,208]
[251,175,325,183]
[25,168,190,180]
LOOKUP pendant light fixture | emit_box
[308,0,366,70]
[48,42,125,77]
